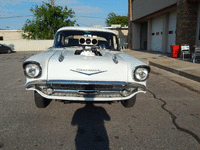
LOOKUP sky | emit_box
[0,0,128,30]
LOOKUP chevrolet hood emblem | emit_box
[70,68,107,76]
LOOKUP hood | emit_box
[47,49,128,82]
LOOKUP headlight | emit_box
[134,66,150,81]
[23,62,42,78]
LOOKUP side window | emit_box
[57,34,61,43]
[55,34,64,47]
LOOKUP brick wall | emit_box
[128,0,133,49]
[176,0,198,48]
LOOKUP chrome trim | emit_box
[25,80,146,89]
[135,65,151,73]
[133,65,151,82]
[70,69,107,76]
[54,89,122,95]
[26,80,146,98]
[78,90,100,95]
[23,61,41,69]
[100,91,122,93]
[25,80,47,88]
[23,61,42,78]
[54,89,100,95]
[47,80,128,86]
[54,89,78,93]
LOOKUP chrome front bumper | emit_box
[25,80,146,101]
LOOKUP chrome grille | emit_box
[45,83,127,98]
[49,84,125,91]
[52,91,123,98]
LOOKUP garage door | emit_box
[167,11,177,53]
[151,16,163,52]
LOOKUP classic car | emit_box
[0,44,13,54]
[23,27,150,108]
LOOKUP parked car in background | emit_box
[23,27,150,108]
[0,44,12,54]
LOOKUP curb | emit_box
[149,61,200,83]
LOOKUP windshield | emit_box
[53,30,120,51]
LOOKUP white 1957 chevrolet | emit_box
[23,27,150,108]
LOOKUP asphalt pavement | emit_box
[0,52,200,150]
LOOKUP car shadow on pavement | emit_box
[71,102,110,150]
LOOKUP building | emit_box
[0,30,23,41]
[0,30,53,52]
[128,0,200,53]
[105,24,128,49]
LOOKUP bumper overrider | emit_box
[25,80,146,101]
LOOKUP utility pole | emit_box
[51,0,54,7]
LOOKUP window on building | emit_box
[0,36,3,41]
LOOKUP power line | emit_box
[76,16,106,19]
[0,15,33,19]
[0,15,106,20]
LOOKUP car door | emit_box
[0,44,5,53]
[0,44,8,53]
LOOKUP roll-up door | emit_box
[151,16,163,52]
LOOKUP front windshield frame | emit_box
[53,30,120,51]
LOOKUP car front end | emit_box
[23,27,150,108]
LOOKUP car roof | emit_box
[57,26,117,35]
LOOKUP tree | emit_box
[105,12,128,27]
[22,3,77,39]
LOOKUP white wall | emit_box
[0,40,54,51]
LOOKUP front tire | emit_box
[121,95,136,108]
[34,91,52,108]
